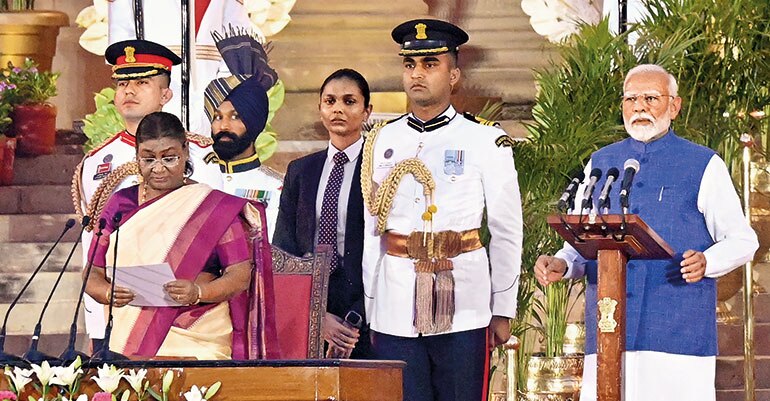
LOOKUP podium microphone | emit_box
[556,171,586,212]
[580,168,603,212]
[61,217,105,363]
[24,216,92,364]
[0,218,75,363]
[619,159,641,213]
[597,167,620,213]
[92,212,128,362]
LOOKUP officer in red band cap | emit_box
[73,39,223,351]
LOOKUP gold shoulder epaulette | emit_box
[463,112,500,127]
[259,165,285,182]
[204,151,219,164]
[186,132,214,147]
[364,114,406,138]
[495,134,516,149]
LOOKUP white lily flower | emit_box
[521,0,602,43]
[161,370,174,394]
[183,385,204,401]
[30,361,55,387]
[92,364,124,393]
[4,366,33,392]
[123,368,147,393]
[50,359,84,387]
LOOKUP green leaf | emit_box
[147,388,161,401]
[266,79,285,124]
[203,382,221,400]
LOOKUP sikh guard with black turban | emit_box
[204,27,283,239]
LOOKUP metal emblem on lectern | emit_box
[598,297,618,333]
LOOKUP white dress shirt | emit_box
[314,136,364,255]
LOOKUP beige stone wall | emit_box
[38,0,554,142]
[36,0,113,131]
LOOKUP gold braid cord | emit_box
[70,158,86,222]
[361,125,436,233]
[83,161,140,231]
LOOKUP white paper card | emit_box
[112,263,181,307]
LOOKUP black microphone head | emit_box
[624,159,640,173]
[65,219,76,229]
[574,171,586,182]
[589,168,602,179]
[98,218,108,230]
[112,212,123,225]
[607,167,620,180]
[81,216,91,227]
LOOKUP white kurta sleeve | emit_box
[554,160,593,279]
[698,155,759,277]
[483,140,523,318]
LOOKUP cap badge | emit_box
[124,46,136,63]
[415,23,428,40]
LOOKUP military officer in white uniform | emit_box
[108,0,253,135]
[204,31,283,239]
[361,19,523,401]
[72,40,222,349]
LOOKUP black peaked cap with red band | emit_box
[105,39,182,80]
[391,19,469,56]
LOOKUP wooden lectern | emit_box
[2,359,404,401]
[547,213,674,401]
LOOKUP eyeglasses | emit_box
[622,93,675,107]
[138,155,181,169]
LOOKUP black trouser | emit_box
[371,328,487,401]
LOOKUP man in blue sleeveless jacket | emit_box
[535,64,758,401]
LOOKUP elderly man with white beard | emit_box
[534,64,758,401]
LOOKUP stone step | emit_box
[0,184,75,214]
[717,389,770,401]
[2,332,90,360]
[0,213,81,243]
[0,290,84,335]
[0,271,83,305]
[730,292,770,324]
[12,148,83,186]
[718,322,770,356]
[0,242,84,273]
[716,356,770,390]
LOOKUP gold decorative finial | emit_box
[124,46,136,63]
[415,23,428,40]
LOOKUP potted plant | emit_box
[0,99,13,185]
[1,58,59,156]
[0,1,68,73]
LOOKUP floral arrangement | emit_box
[76,0,296,56]
[0,59,59,106]
[2,359,221,401]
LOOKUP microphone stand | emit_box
[0,219,75,364]
[60,218,103,363]
[92,213,128,362]
[24,217,91,364]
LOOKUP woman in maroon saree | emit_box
[84,112,278,360]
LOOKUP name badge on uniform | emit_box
[443,150,464,175]
[93,163,112,180]
[235,188,272,206]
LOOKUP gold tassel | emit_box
[414,260,435,333]
[433,259,455,333]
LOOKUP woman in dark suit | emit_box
[273,69,373,358]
